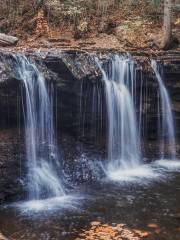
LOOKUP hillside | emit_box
[0,0,179,51]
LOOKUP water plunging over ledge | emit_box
[151,60,176,160]
[95,55,145,180]
[14,55,65,201]
[94,55,180,181]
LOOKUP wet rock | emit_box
[32,50,102,82]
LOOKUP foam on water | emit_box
[106,164,160,182]
[11,195,83,213]
[106,159,180,183]
[154,159,180,170]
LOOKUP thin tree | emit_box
[160,0,172,49]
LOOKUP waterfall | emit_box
[96,55,141,174]
[151,60,176,160]
[14,55,65,200]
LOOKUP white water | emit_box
[107,164,158,182]
[14,55,65,200]
[151,60,176,160]
[96,55,141,176]
[14,195,83,213]
[95,56,180,183]
[155,159,180,170]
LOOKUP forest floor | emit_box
[0,4,179,52]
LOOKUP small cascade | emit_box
[151,60,176,160]
[14,55,65,200]
[96,55,141,174]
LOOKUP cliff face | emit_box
[0,50,180,203]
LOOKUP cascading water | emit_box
[151,60,176,160]
[14,55,65,201]
[96,55,143,179]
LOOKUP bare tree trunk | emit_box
[160,0,172,49]
[0,33,19,46]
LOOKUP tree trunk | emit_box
[160,0,172,50]
[0,33,19,46]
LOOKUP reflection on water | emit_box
[0,163,180,240]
